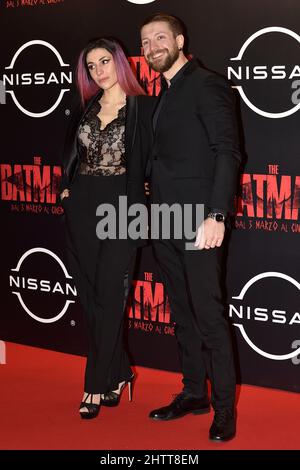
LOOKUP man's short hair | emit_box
[141,13,185,38]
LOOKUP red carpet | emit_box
[0,342,299,450]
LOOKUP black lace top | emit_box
[78,100,126,176]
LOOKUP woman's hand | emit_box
[60,189,70,201]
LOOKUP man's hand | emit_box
[194,217,225,250]
[60,189,70,201]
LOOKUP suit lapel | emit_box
[125,95,137,158]
[79,89,103,124]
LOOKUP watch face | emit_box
[215,213,225,222]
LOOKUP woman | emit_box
[60,37,153,419]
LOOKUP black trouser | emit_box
[150,166,236,410]
[152,239,236,409]
[63,174,134,394]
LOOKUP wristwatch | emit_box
[207,212,226,223]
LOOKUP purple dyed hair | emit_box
[76,37,145,106]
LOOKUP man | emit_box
[140,13,241,441]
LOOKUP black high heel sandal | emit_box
[79,393,101,419]
[101,376,134,407]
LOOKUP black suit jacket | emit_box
[60,90,155,209]
[149,60,241,214]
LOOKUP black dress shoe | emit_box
[149,392,210,421]
[209,407,236,441]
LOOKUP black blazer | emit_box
[149,60,241,214]
[60,90,155,209]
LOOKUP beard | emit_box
[147,46,180,73]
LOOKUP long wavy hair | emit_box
[76,37,145,106]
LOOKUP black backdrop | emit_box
[0,0,299,392]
